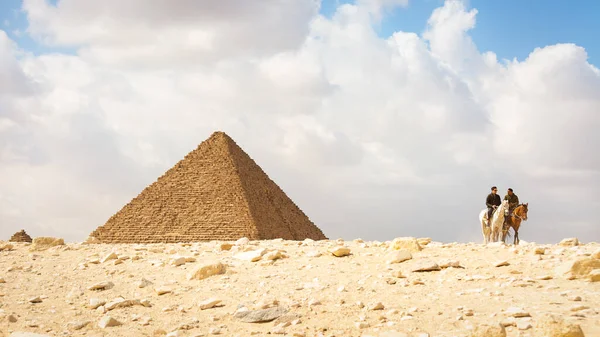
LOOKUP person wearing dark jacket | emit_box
[503,188,519,226]
[485,186,501,227]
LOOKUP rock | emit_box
[199,298,222,310]
[9,333,51,337]
[470,323,506,337]
[235,249,267,262]
[411,260,441,272]
[536,315,584,337]
[588,269,600,282]
[233,306,288,323]
[505,307,530,318]
[235,237,250,246]
[417,237,432,246]
[592,249,600,259]
[263,250,288,261]
[329,246,351,257]
[516,320,532,330]
[390,237,422,252]
[220,243,233,251]
[0,277,5,283]
[155,286,172,295]
[29,237,64,251]
[187,262,226,280]
[439,259,463,269]
[391,270,406,278]
[9,230,32,243]
[559,238,580,246]
[67,320,91,330]
[98,315,122,328]
[534,247,546,255]
[386,250,412,264]
[88,281,115,291]
[209,327,221,335]
[555,257,600,279]
[101,252,119,263]
[89,298,106,309]
[28,296,42,303]
[8,314,18,322]
[0,243,14,251]
[137,278,153,288]
[370,302,385,310]
[105,297,141,310]
[494,260,510,267]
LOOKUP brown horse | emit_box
[501,203,529,245]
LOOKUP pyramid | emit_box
[9,229,32,243]
[88,131,327,243]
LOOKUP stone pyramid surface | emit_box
[88,131,327,243]
[9,229,32,243]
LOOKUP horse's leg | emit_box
[515,231,519,245]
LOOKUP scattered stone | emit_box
[101,252,119,263]
[209,327,221,335]
[516,320,532,330]
[411,260,441,272]
[536,315,584,337]
[263,250,288,261]
[67,320,91,330]
[89,298,107,309]
[187,262,226,280]
[220,243,233,251]
[592,249,600,259]
[105,297,141,310]
[589,269,600,282]
[28,296,42,303]
[0,243,14,251]
[29,237,65,251]
[88,281,115,291]
[98,315,122,328]
[8,333,51,337]
[534,247,546,255]
[0,277,5,283]
[369,302,385,310]
[199,298,222,310]
[386,250,412,264]
[505,307,530,318]
[470,323,506,337]
[417,237,432,246]
[555,257,600,279]
[155,286,172,295]
[138,278,153,288]
[8,314,18,322]
[329,246,351,257]
[494,260,510,267]
[235,237,250,246]
[439,259,463,269]
[390,237,422,252]
[391,270,406,278]
[233,306,288,323]
[559,238,580,246]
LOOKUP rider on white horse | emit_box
[485,186,501,227]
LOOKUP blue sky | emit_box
[1,0,598,65]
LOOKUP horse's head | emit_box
[519,203,528,221]
[501,199,509,210]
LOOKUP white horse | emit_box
[479,199,508,244]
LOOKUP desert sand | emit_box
[1,237,599,337]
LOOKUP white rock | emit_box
[199,298,222,310]
[559,238,579,246]
[386,250,412,264]
[88,281,115,291]
[235,237,250,246]
[88,298,106,309]
[187,262,226,280]
[98,315,122,328]
[370,302,385,310]
[494,260,510,267]
[155,286,172,295]
[234,249,267,262]
[329,246,351,257]
[101,252,119,263]
[137,278,152,288]
[28,296,42,303]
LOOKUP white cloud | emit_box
[0,0,598,244]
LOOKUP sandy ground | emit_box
[0,237,599,337]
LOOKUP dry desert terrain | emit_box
[1,237,599,337]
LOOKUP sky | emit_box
[0,0,599,244]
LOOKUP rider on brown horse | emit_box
[503,188,519,228]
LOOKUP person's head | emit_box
[491,186,498,194]
[508,188,513,195]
